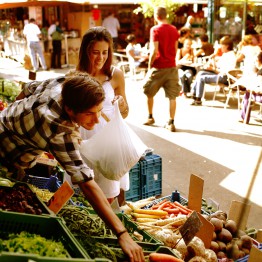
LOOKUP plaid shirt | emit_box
[0,77,94,184]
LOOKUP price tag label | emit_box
[179,211,203,245]
[46,181,74,214]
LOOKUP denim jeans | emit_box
[191,70,227,98]
[28,41,47,71]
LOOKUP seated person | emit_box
[195,34,214,58]
[236,34,261,75]
[190,36,236,105]
[178,27,192,49]
[240,51,262,124]
[125,34,148,68]
[176,37,196,97]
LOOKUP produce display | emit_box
[0,78,21,102]
[120,197,261,262]
[0,156,260,262]
[205,211,256,261]
[0,183,50,215]
[0,231,69,258]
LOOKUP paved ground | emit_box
[1,58,261,231]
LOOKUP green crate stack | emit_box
[125,162,141,202]
[0,210,90,261]
[125,154,162,202]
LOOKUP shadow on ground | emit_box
[128,123,262,230]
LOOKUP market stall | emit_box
[0,148,261,261]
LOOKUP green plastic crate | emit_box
[140,154,162,199]
[125,162,141,202]
[117,213,162,244]
[0,253,106,262]
[0,182,53,215]
[0,210,89,260]
[77,236,180,262]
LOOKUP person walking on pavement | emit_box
[23,18,47,72]
[143,6,181,132]
[48,20,63,69]
[102,11,120,50]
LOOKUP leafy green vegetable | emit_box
[0,231,69,258]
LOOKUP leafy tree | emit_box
[133,0,182,24]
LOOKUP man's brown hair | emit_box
[62,72,105,114]
[154,7,167,20]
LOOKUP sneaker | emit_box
[164,122,176,132]
[143,118,155,126]
[190,100,202,106]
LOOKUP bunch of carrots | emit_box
[150,199,192,217]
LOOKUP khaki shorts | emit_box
[143,67,181,99]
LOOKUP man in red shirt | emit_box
[143,6,181,132]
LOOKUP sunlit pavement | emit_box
[1,58,261,230]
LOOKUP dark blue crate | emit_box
[26,175,60,193]
[140,154,162,199]
[125,162,141,202]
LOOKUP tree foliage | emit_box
[133,0,182,24]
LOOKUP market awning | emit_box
[0,0,90,9]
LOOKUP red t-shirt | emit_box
[151,23,180,69]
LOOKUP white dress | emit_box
[79,69,129,198]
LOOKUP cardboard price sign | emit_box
[188,174,204,213]
[179,211,203,245]
[46,181,74,214]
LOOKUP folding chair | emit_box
[244,87,262,124]
[113,52,130,77]
[224,69,245,111]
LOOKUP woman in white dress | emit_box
[77,27,129,204]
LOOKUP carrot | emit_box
[150,199,168,209]
[157,201,172,210]
[149,253,183,262]
[163,207,180,214]
[173,201,192,214]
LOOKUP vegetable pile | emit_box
[0,231,69,258]
[0,78,21,102]
[205,210,256,260]
[0,183,45,215]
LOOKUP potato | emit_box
[216,241,227,252]
[217,228,233,243]
[210,241,219,253]
[210,217,223,232]
[217,251,227,259]
[241,235,253,250]
[224,219,237,235]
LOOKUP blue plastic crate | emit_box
[26,175,61,193]
[140,154,162,199]
[125,162,141,202]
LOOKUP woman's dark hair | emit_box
[179,27,191,37]
[77,26,113,80]
[62,72,105,114]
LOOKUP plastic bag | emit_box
[80,102,147,181]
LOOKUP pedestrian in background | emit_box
[23,18,47,72]
[48,20,63,69]
[143,6,181,132]
[102,11,120,50]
